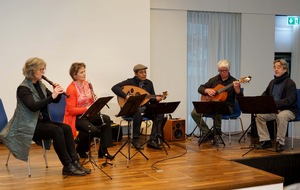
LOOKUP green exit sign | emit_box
[287,16,300,25]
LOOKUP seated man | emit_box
[191,59,243,143]
[256,59,297,152]
[112,64,166,150]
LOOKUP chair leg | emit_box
[5,151,11,166]
[41,140,48,168]
[27,156,31,177]
[6,141,49,177]
[143,120,151,140]
[228,119,231,145]
[239,118,245,141]
[291,122,294,150]
[117,120,126,143]
[93,137,97,154]
[6,151,32,177]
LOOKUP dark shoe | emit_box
[256,140,272,149]
[78,152,88,159]
[98,148,114,160]
[147,139,162,150]
[62,163,86,176]
[156,140,163,149]
[73,160,91,174]
[132,138,144,150]
[275,142,284,152]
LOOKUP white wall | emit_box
[150,9,187,119]
[0,0,150,123]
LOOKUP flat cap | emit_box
[133,64,148,72]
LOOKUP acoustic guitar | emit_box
[117,85,168,107]
[200,76,251,102]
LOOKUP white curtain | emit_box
[187,11,241,133]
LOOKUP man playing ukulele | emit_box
[191,59,243,143]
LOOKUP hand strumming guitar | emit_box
[204,88,217,97]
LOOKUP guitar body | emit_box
[201,84,228,102]
[117,85,150,107]
[117,85,168,107]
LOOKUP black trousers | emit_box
[33,120,78,166]
[75,114,113,153]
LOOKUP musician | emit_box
[191,59,243,142]
[0,57,90,176]
[111,64,165,150]
[256,59,297,152]
[63,62,114,160]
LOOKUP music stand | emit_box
[113,94,149,167]
[79,96,113,179]
[144,101,181,155]
[192,101,231,147]
[236,96,278,156]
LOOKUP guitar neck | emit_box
[216,83,233,94]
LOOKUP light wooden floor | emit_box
[1,133,296,190]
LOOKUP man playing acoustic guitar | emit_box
[112,64,166,150]
[191,59,244,144]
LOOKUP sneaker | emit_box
[275,142,284,152]
[256,140,272,149]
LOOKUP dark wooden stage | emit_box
[0,133,299,190]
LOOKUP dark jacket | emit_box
[262,75,298,116]
[199,74,243,110]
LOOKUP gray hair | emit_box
[217,59,230,70]
[274,59,289,73]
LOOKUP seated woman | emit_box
[64,62,114,160]
[0,57,90,176]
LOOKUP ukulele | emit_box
[200,76,251,102]
[117,85,168,107]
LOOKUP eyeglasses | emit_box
[219,69,228,73]
[39,68,46,72]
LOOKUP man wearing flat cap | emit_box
[112,64,165,150]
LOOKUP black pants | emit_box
[33,120,78,166]
[75,114,113,153]
[132,106,166,140]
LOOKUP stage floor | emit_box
[1,133,298,190]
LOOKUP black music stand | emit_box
[193,101,231,147]
[113,94,149,167]
[79,96,113,179]
[144,101,181,155]
[236,96,278,156]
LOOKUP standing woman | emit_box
[63,62,114,160]
[0,57,90,176]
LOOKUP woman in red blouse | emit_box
[64,62,114,160]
